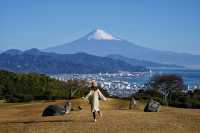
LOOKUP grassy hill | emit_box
[0,98,200,133]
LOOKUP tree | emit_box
[148,74,186,105]
[0,70,91,102]
[0,85,4,99]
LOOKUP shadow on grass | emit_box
[0,119,73,124]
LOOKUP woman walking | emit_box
[83,80,107,122]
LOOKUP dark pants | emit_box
[92,111,101,120]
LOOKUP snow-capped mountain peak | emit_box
[87,29,120,41]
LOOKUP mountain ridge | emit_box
[107,54,183,69]
[45,29,200,68]
[0,49,147,74]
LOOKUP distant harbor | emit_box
[51,69,200,97]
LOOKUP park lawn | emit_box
[0,98,199,133]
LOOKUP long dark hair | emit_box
[91,86,98,91]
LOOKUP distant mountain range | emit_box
[107,54,183,69]
[45,29,200,69]
[0,49,147,74]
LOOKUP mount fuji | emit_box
[45,29,200,68]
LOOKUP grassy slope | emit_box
[0,98,199,133]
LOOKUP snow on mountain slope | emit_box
[45,29,200,68]
[87,29,120,41]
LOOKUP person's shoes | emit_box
[94,119,97,122]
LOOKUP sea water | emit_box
[134,69,200,87]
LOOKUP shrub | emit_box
[5,94,33,103]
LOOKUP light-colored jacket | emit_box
[85,89,107,112]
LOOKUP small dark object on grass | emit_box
[42,101,71,116]
[78,106,83,110]
[144,99,160,112]
[70,108,74,111]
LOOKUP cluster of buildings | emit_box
[51,71,148,97]
[50,70,200,97]
[98,80,140,97]
[187,84,200,91]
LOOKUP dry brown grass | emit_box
[0,98,199,133]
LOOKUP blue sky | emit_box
[0,0,200,54]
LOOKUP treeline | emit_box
[0,70,93,102]
[133,74,200,108]
[1,69,199,109]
